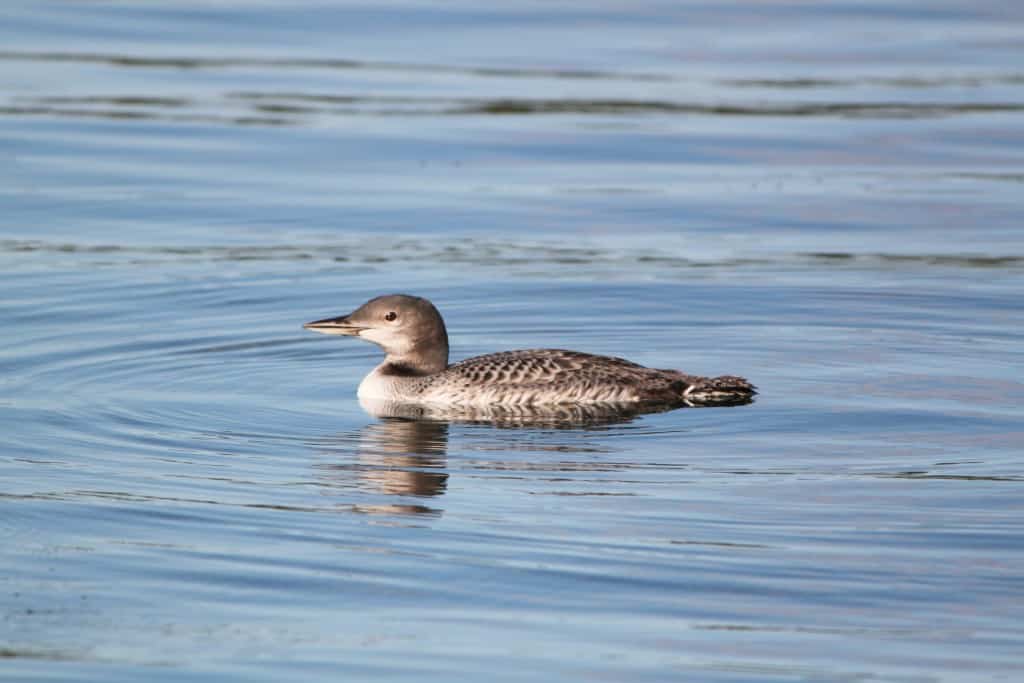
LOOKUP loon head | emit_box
[304,294,449,373]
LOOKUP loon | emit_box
[303,294,755,408]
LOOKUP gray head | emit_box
[303,294,449,374]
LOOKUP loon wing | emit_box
[445,349,657,385]
[434,349,755,406]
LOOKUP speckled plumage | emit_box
[304,294,756,408]
[415,349,702,405]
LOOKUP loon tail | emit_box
[682,375,757,407]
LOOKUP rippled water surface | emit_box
[3,1,1024,681]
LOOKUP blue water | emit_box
[2,1,1024,681]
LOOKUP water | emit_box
[2,1,1023,680]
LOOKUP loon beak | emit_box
[303,314,364,336]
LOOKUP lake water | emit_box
[2,1,1024,680]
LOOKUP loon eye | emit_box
[384,311,397,322]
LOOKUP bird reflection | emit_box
[312,396,738,517]
[357,418,450,497]
[312,417,450,516]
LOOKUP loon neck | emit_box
[379,359,437,377]
[381,346,448,376]
[388,321,449,375]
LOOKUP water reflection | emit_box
[309,398,683,515]
[313,418,449,516]
[356,418,449,497]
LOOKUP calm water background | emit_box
[2,1,1024,681]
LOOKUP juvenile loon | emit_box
[303,294,756,408]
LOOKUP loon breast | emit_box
[358,362,430,401]
[356,368,389,401]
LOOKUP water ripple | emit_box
[5,94,1023,124]
[3,239,1021,271]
